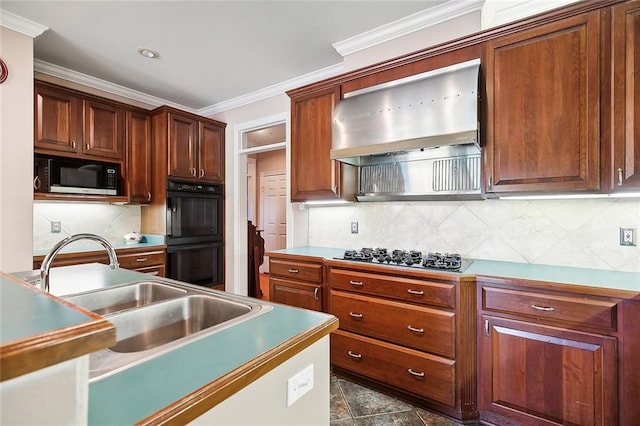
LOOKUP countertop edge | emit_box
[0,272,116,382]
[135,316,339,425]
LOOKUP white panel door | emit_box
[260,172,287,273]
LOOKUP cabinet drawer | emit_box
[269,277,323,312]
[331,290,455,358]
[270,259,322,283]
[330,268,455,308]
[331,330,455,407]
[482,286,617,331]
[117,251,165,269]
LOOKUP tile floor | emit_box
[330,374,471,426]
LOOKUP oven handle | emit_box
[166,199,173,237]
[166,242,220,252]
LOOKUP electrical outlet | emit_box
[620,227,636,246]
[351,222,358,234]
[287,364,314,407]
[51,221,61,233]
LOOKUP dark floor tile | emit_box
[415,408,462,426]
[331,379,352,421]
[332,410,425,425]
[338,379,414,418]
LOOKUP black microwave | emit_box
[34,156,120,196]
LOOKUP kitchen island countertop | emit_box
[2,264,337,424]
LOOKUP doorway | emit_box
[234,116,287,297]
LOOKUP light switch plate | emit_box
[286,364,313,407]
[351,222,358,234]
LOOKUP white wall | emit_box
[0,27,34,272]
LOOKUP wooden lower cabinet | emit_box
[477,277,629,425]
[33,246,166,277]
[327,262,477,421]
[268,254,325,312]
[479,316,617,425]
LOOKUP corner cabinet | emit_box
[268,255,324,311]
[288,86,355,202]
[611,0,640,190]
[35,81,125,162]
[153,107,226,184]
[476,277,636,425]
[484,10,602,194]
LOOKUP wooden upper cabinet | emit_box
[290,86,355,202]
[34,82,125,162]
[166,111,225,183]
[35,84,81,154]
[612,0,640,190]
[199,122,224,183]
[82,99,125,160]
[127,110,152,203]
[168,112,199,180]
[484,10,601,194]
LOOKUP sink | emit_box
[65,281,187,315]
[63,280,272,381]
[108,295,252,353]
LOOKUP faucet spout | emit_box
[40,233,120,292]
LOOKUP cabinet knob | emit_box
[617,168,624,186]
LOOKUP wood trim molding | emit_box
[136,317,339,425]
[0,272,115,382]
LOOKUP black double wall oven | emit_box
[165,180,223,287]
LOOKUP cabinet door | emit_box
[270,277,322,311]
[479,316,617,425]
[83,99,125,160]
[127,111,152,203]
[34,85,81,154]
[612,1,640,190]
[485,11,601,193]
[290,86,343,201]
[168,113,198,180]
[198,122,224,183]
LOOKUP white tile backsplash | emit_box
[33,203,141,251]
[308,198,640,272]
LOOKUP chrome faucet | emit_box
[40,233,120,292]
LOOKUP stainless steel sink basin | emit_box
[108,295,252,353]
[65,282,187,315]
[62,280,272,381]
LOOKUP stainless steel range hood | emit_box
[331,58,482,201]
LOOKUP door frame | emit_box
[231,112,289,296]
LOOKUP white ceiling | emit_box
[1,0,455,113]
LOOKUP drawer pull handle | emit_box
[313,287,320,300]
[617,168,624,186]
[136,258,148,262]
[530,304,554,312]
[349,312,363,319]
[288,268,299,273]
[407,289,424,295]
[349,280,364,287]
[347,351,362,359]
[407,325,424,334]
[407,369,425,378]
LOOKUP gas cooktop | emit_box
[334,248,472,273]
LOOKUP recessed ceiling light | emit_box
[137,48,159,59]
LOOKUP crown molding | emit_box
[34,59,196,113]
[0,9,48,38]
[197,63,344,116]
[332,0,485,57]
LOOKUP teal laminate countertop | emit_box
[272,246,640,294]
[4,263,337,424]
